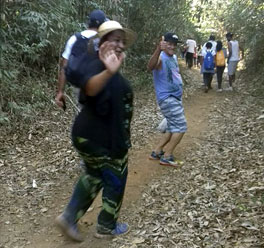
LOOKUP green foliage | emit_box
[0,0,263,128]
[223,0,264,71]
[0,0,92,126]
[190,0,264,71]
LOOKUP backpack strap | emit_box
[75,32,82,39]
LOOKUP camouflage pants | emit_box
[64,136,128,230]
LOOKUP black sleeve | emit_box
[78,58,105,91]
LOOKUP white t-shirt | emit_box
[202,40,217,54]
[229,40,240,61]
[62,30,97,59]
[202,49,216,57]
[186,39,197,53]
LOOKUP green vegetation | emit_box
[0,0,263,126]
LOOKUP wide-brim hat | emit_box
[97,20,137,48]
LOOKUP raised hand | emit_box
[159,36,167,51]
[99,41,124,75]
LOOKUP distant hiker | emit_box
[179,44,186,59]
[185,37,197,69]
[215,40,227,92]
[197,44,203,68]
[225,32,244,91]
[201,42,216,93]
[55,9,107,191]
[147,32,187,167]
[55,21,137,241]
[193,49,198,68]
[202,34,217,53]
[55,9,107,110]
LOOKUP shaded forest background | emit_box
[0,0,263,128]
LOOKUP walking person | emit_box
[55,20,137,241]
[201,42,216,93]
[197,44,203,68]
[202,34,217,53]
[55,9,107,110]
[215,40,226,92]
[185,37,197,69]
[147,32,187,167]
[193,50,198,68]
[55,9,107,172]
[225,32,244,91]
[179,44,186,59]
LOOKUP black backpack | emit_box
[65,33,93,87]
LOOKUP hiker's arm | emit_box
[85,42,124,96]
[214,55,216,68]
[147,46,161,71]
[147,40,166,71]
[55,58,68,109]
[85,70,114,96]
[227,42,232,63]
[184,41,189,51]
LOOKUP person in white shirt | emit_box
[55,10,107,110]
[185,38,197,69]
[201,42,216,93]
[202,35,217,54]
[225,32,244,91]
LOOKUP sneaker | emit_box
[217,88,223,92]
[149,150,164,160]
[55,214,84,242]
[160,155,178,167]
[225,86,233,91]
[95,222,130,239]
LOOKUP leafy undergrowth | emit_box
[110,73,264,248]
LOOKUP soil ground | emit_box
[1,64,263,248]
[27,87,214,248]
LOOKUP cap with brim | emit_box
[88,10,107,28]
[96,20,137,48]
[164,32,183,44]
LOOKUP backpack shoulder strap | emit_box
[75,32,82,40]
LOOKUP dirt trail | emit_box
[27,70,221,248]
[0,67,225,248]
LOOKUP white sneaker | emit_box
[225,87,233,91]
[217,89,223,92]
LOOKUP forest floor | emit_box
[0,61,263,248]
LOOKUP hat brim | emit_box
[165,39,183,44]
[96,28,137,48]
